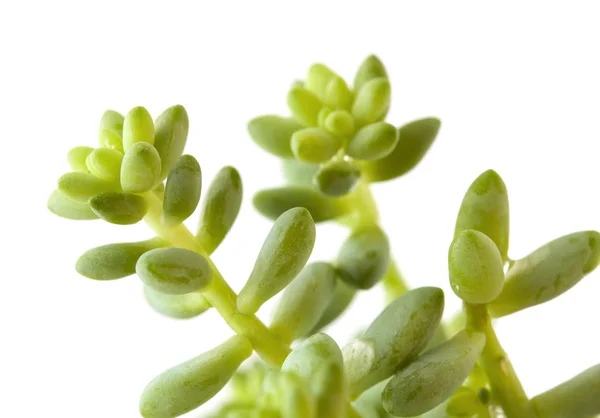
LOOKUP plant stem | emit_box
[381,259,409,303]
[465,304,537,418]
[143,192,290,367]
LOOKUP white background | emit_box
[2,1,600,417]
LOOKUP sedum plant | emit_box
[48,56,600,418]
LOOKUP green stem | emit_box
[143,192,290,367]
[381,259,409,303]
[465,304,537,418]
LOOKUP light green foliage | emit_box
[352,78,391,126]
[287,86,325,127]
[306,63,337,100]
[196,166,243,254]
[362,117,441,182]
[237,207,316,314]
[253,185,350,222]
[121,142,162,193]
[489,231,600,317]
[86,148,123,181]
[314,159,361,197]
[248,115,304,158]
[532,364,600,418]
[89,192,148,225]
[291,128,342,163]
[58,172,118,202]
[153,105,189,181]
[353,380,394,418]
[445,387,481,417]
[347,122,398,161]
[270,262,337,342]
[144,286,211,319]
[324,76,353,110]
[323,110,355,137]
[354,55,388,94]
[449,229,505,304]
[162,154,202,227]
[76,238,164,280]
[454,169,510,262]
[98,110,124,151]
[382,331,486,417]
[281,159,320,186]
[309,278,357,334]
[344,287,445,396]
[139,335,252,418]
[47,189,98,220]
[123,106,155,151]
[67,146,94,172]
[282,333,347,418]
[336,225,390,289]
[137,247,212,295]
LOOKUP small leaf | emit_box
[248,115,304,158]
[89,192,148,225]
[86,148,123,181]
[67,146,94,172]
[309,278,357,335]
[139,335,252,418]
[362,117,441,182]
[58,172,117,202]
[162,155,202,227]
[237,207,316,315]
[351,78,390,126]
[137,247,212,295]
[306,63,337,99]
[122,106,155,151]
[354,55,388,94]
[347,122,398,161]
[382,331,486,417]
[196,166,242,254]
[143,286,211,319]
[324,76,353,110]
[47,189,98,220]
[314,159,361,197]
[287,86,325,127]
[489,230,600,317]
[336,225,390,289]
[153,105,189,181]
[76,238,164,280]
[281,159,320,186]
[121,142,162,193]
[98,110,124,152]
[323,110,355,137]
[99,110,124,135]
[291,128,342,163]
[270,262,337,343]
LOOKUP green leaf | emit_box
[143,286,211,319]
[489,230,600,317]
[76,238,164,280]
[281,159,320,186]
[344,287,445,397]
[448,229,505,304]
[89,192,148,225]
[162,155,202,227]
[314,159,361,197]
[122,106,155,151]
[353,380,394,418]
[137,247,212,295]
[323,110,355,137]
[270,262,337,343]
[153,105,190,181]
[532,363,600,418]
[306,63,337,100]
[362,117,441,182]
[253,186,350,223]
[58,172,118,202]
[237,207,316,315]
[382,331,486,417]
[287,86,325,127]
[454,169,509,262]
[354,55,388,94]
[336,225,390,290]
[196,166,243,254]
[47,189,98,220]
[98,110,124,152]
[67,146,94,173]
[282,333,347,418]
[86,148,123,182]
[121,142,162,193]
[351,78,390,126]
[445,387,481,418]
[309,278,357,335]
[248,115,304,158]
[291,127,342,163]
[139,335,252,418]
[99,110,124,135]
[347,122,398,161]
[324,76,353,110]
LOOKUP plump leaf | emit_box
[324,76,353,110]
[281,159,320,186]
[270,262,337,343]
[291,127,342,163]
[89,192,148,225]
[449,229,505,304]
[67,146,94,172]
[58,172,118,202]
[196,166,243,254]
[162,155,202,227]
[354,55,388,94]
[153,105,189,181]
[122,106,155,151]
[362,117,441,182]
[351,78,390,126]
[306,63,337,100]
[336,225,390,289]
[347,122,398,161]
[98,110,124,152]
[309,278,357,335]
[137,247,212,295]
[248,115,304,158]
[237,207,316,315]
[121,142,162,193]
[489,231,600,317]
[139,335,252,418]
[76,238,164,280]
[86,148,123,181]
[314,159,361,197]
[382,331,486,417]
[143,286,211,319]
[323,110,355,137]
[47,189,98,220]
[287,86,325,127]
